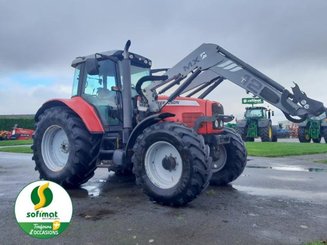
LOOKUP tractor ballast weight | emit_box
[33,41,327,206]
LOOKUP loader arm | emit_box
[141,43,326,123]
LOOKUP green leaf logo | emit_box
[30,182,53,210]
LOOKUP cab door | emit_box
[81,59,121,130]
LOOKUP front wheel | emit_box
[298,126,311,143]
[132,122,211,206]
[312,137,321,143]
[209,128,247,186]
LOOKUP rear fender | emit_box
[35,97,104,133]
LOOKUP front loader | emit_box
[32,41,327,206]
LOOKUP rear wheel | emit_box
[210,128,247,186]
[312,137,321,143]
[246,137,255,142]
[259,124,273,142]
[322,127,327,143]
[236,126,247,141]
[32,106,101,187]
[272,134,278,142]
[298,126,311,143]
[132,122,211,206]
[272,126,278,142]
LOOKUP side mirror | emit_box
[272,111,274,116]
[85,58,99,75]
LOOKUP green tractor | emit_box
[236,106,277,142]
[298,118,327,143]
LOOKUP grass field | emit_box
[246,142,327,157]
[0,139,32,146]
[0,146,32,153]
[305,241,326,245]
[315,159,327,164]
[0,140,327,158]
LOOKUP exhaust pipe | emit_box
[121,40,132,144]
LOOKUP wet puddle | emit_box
[246,165,327,173]
[68,173,136,199]
[234,185,327,202]
[82,184,102,197]
[68,180,106,198]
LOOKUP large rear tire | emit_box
[322,127,327,143]
[272,126,278,142]
[132,122,211,206]
[246,137,255,142]
[236,126,247,141]
[32,106,101,187]
[259,124,273,142]
[298,126,311,143]
[312,137,321,143]
[209,128,247,186]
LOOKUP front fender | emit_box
[126,112,175,151]
[35,97,104,133]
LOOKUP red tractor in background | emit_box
[32,41,326,206]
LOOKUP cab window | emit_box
[72,64,81,96]
[82,59,120,126]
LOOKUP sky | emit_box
[0,0,327,123]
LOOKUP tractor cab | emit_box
[244,106,273,120]
[71,50,152,130]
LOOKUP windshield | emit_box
[245,109,264,118]
[130,65,150,96]
[131,65,150,87]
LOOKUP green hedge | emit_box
[0,118,35,130]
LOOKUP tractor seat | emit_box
[97,88,117,108]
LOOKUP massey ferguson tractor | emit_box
[32,41,327,206]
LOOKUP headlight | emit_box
[213,119,223,129]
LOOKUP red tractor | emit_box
[33,41,326,206]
